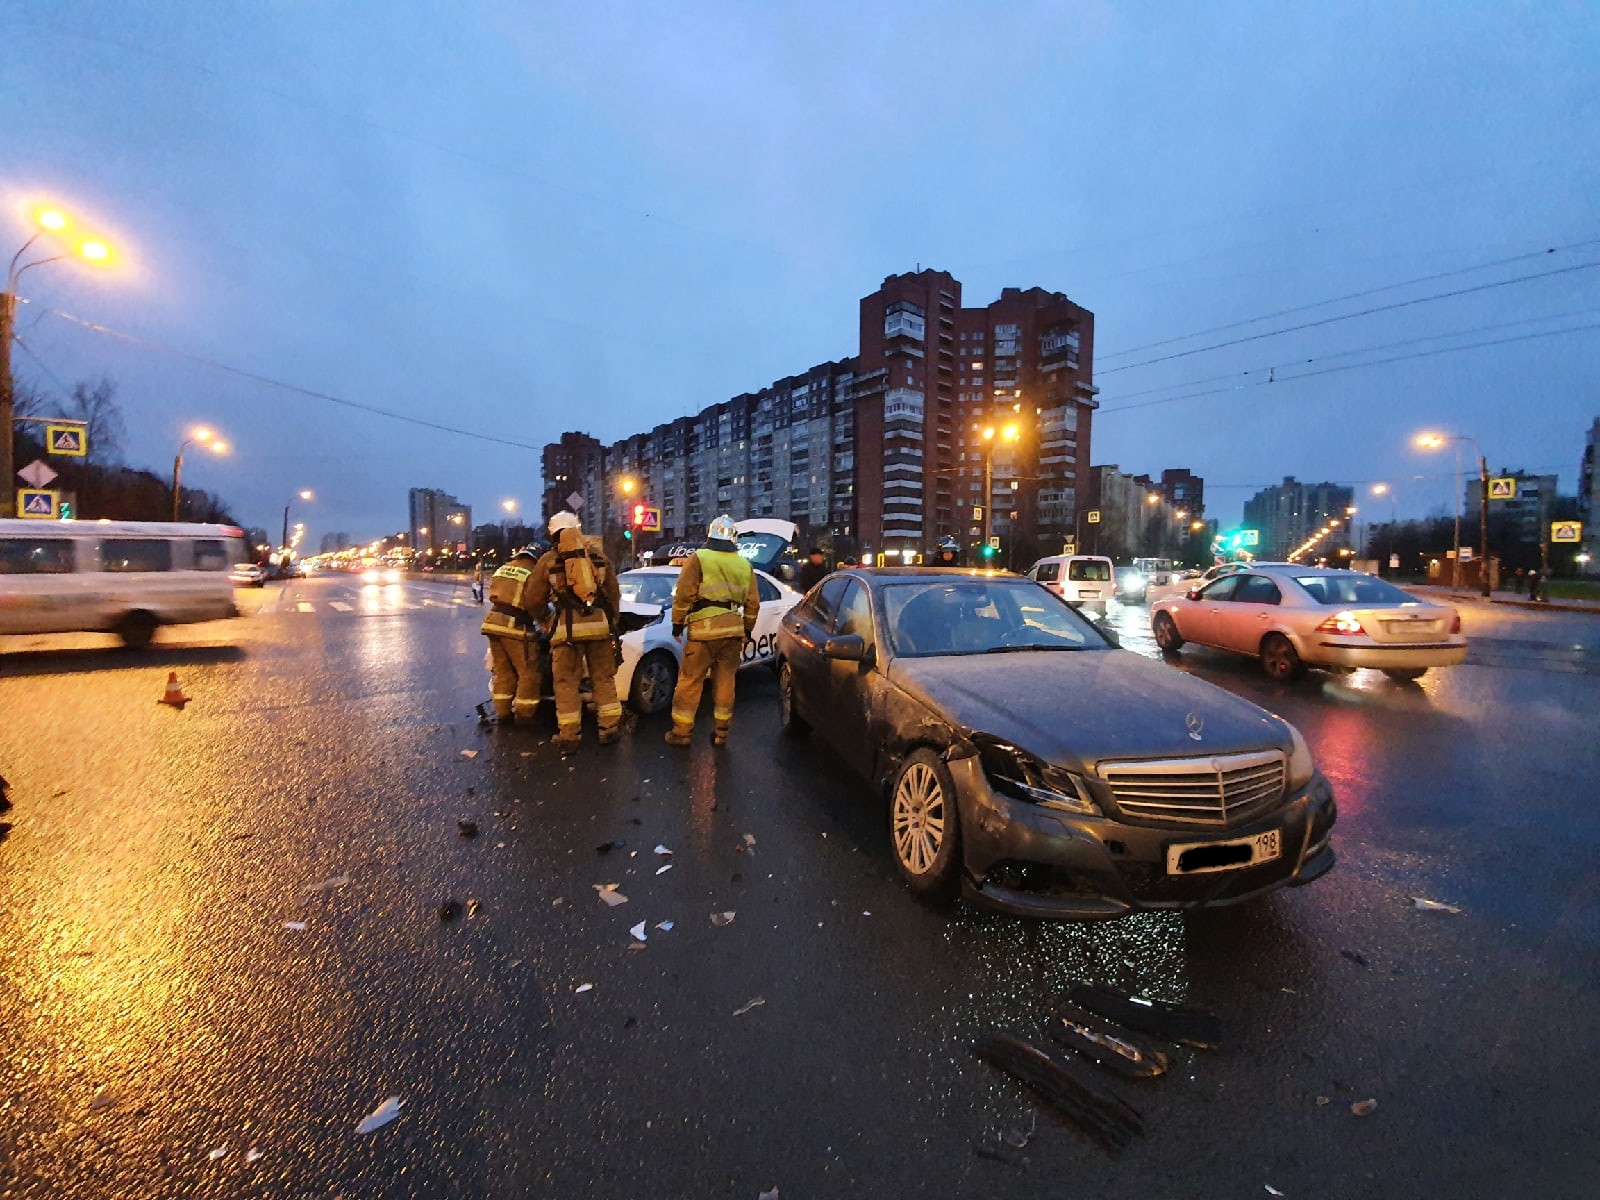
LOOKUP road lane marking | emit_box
[297,601,315,613]
[329,601,354,612]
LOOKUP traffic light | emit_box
[632,502,646,527]
[623,528,632,540]
[981,542,997,558]
[58,497,74,520]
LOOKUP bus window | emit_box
[102,539,173,573]
[192,539,230,571]
[0,537,76,574]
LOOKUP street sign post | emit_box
[1488,477,1517,501]
[1062,542,1076,556]
[1459,546,1473,562]
[17,459,57,489]
[18,488,60,518]
[45,425,87,457]
[635,506,662,532]
[1241,529,1260,547]
[1551,521,1582,543]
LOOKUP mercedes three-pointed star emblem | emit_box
[1186,712,1205,741]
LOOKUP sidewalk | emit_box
[1411,584,1600,615]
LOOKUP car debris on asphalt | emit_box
[594,883,629,907]
[301,874,351,894]
[459,749,478,759]
[244,1148,263,1165]
[355,1096,404,1134]
[1049,1005,1170,1078]
[575,983,593,994]
[976,1033,1143,1155]
[732,997,765,1016]
[458,820,479,838]
[207,1146,228,1161]
[1066,982,1222,1049]
[629,921,647,942]
[655,863,673,875]
[1351,1098,1378,1117]
[654,844,672,856]
[710,911,735,926]
[283,921,309,932]
[656,920,674,932]
[1410,897,1462,913]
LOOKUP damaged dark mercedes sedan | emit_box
[775,569,1337,920]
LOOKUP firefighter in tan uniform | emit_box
[478,546,546,725]
[666,515,760,747]
[527,512,623,751]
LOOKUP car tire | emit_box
[889,749,961,903]
[1259,633,1304,682]
[628,650,678,715]
[1152,612,1185,653]
[778,661,810,736]
[116,611,158,648]
[1382,667,1428,682]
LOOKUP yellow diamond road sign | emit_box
[1551,521,1582,543]
[1488,477,1516,500]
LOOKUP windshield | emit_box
[617,571,678,607]
[1294,574,1423,607]
[882,580,1110,657]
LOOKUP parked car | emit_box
[775,568,1337,920]
[1151,565,1466,682]
[612,564,805,713]
[1026,554,1116,613]
[1113,565,1148,604]
[0,520,245,646]
[230,562,267,587]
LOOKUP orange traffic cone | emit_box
[158,671,189,710]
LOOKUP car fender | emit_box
[868,680,964,798]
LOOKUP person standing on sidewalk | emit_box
[472,558,486,603]
[665,515,760,747]
[1528,568,1543,603]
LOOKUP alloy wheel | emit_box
[892,762,947,876]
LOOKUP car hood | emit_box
[888,649,1290,768]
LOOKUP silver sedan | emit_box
[1150,566,1467,683]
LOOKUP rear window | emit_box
[0,537,75,574]
[101,539,173,573]
[1067,559,1111,582]
[1294,574,1419,606]
[1033,562,1060,583]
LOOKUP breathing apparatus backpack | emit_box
[556,526,598,610]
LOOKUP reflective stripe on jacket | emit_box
[681,548,755,641]
[480,563,538,639]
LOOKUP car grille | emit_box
[1096,750,1286,826]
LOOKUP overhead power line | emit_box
[1099,259,1600,375]
[28,301,547,453]
[1097,237,1600,361]
[1097,321,1600,416]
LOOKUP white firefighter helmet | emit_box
[706,514,739,543]
[548,511,581,536]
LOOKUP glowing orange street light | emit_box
[172,425,230,520]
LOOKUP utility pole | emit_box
[1477,454,1491,598]
[1,290,16,515]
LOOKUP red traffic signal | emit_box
[632,503,646,527]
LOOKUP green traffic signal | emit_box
[981,543,997,557]
[58,499,74,520]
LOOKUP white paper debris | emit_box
[759,1188,779,1200]
[283,921,308,932]
[656,920,675,932]
[655,863,673,876]
[743,833,757,848]
[733,997,765,1016]
[1410,897,1462,913]
[594,883,629,907]
[862,911,871,917]
[459,749,478,759]
[629,921,647,942]
[654,844,673,856]
[301,875,351,894]
[355,1096,404,1134]
[1265,1187,1284,1197]
[244,1148,263,1165]
[710,911,735,927]
[575,983,594,994]
[207,1146,229,1161]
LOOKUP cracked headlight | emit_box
[975,735,1098,816]
[1286,722,1315,791]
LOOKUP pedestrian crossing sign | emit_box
[1551,521,1582,543]
[1085,510,1101,524]
[1488,477,1516,500]
[18,488,60,518]
[46,425,87,457]
[636,506,661,532]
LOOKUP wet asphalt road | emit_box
[2,574,1598,1199]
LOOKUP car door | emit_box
[822,577,881,776]
[1215,573,1284,653]
[740,572,786,668]
[1181,574,1242,646]
[782,574,850,729]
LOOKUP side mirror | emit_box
[1186,587,1201,601]
[823,634,870,662]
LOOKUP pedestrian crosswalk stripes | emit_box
[296,601,315,613]
[263,594,474,616]
[328,601,354,612]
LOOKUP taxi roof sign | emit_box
[46,425,87,457]
[1488,477,1516,500]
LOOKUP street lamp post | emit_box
[172,427,228,520]
[980,424,1019,562]
[1416,432,1491,597]
[3,207,115,513]
[282,489,314,560]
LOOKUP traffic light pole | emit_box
[1,290,16,514]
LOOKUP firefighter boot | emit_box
[664,724,693,747]
[712,721,731,747]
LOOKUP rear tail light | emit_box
[1449,610,1461,634]
[1316,610,1365,635]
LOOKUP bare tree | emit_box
[64,378,126,466]
[10,376,50,420]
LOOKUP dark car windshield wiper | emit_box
[980,642,1086,653]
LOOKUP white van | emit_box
[0,519,247,646]
[1027,554,1117,614]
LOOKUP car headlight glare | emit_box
[975,735,1098,815]
[1287,722,1315,791]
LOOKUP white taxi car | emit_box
[614,565,805,712]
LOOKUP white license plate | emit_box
[1165,829,1282,875]
[1384,619,1438,634]
[1079,590,1101,598]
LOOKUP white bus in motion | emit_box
[0,520,247,646]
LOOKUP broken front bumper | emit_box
[951,755,1337,921]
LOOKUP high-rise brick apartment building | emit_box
[543,269,1095,563]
